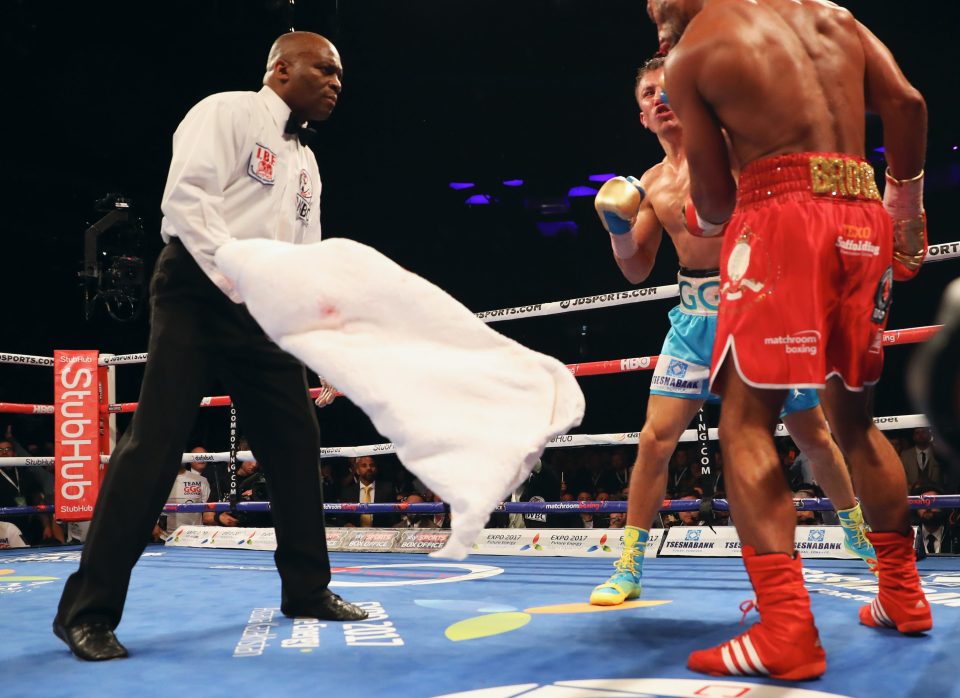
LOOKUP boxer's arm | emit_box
[615,191,663,284]
[857,20,927,180]
[857,21,928,280]
[664,46,737,226]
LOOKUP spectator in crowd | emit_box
[188,444,227,501]
[584,451,613,496]
[608,448,632,493]
[430,493,450,529]
[319,460,339,522]
[202,456,271,527]
[553,451,588,497]
[606,494,627,529]
[393,493,440,528]
[609,511,627,529]
[188,445,208,478]
[594,490,612,529]
[674,487,701,527]
[901,427,943,490]
[575,490,597,529]
[156,457,212,540]
[338,456,397,528]
[885,431,908,458]
[712,488,732,527]
[667,447,696,495]
[332,459,357,497]
[487,458,564,528]
[779,439,799,482]
[0,438,44,543]
[789,447,816,492]
[793,484,823,526]
[912,483,959,554]
[18,442,64,546]
[0,520,28,548]
[391,463,415,501]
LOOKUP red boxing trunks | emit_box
[710,152,892,392]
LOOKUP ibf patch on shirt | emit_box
[248,144,277,185]
[296,169,313,222]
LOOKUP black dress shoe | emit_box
[53,620,128,661]
[281,590,369,621]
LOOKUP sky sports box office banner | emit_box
[164,525,869,560]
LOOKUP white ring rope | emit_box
[0,413,929,467]
[0,323,941,416]
[0,241,952,482]
[3,239,957,368]
[474,240,960,323]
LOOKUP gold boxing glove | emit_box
[594,176,645,258]
[883,168,928,281]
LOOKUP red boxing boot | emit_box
[860,530,933,634]
[688,546,826,681]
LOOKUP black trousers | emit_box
[57,239,332,628]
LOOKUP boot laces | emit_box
[738,599,758,625]
[849,523,870,550]
[613,545,639,576]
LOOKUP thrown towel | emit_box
[215,238,585,559]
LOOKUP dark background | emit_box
[2,0,958,450]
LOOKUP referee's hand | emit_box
[315,378,337,408]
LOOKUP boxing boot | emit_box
[859,530,932,634]
[688,546,826,681]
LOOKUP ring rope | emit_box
[0,412,929,468]
[2,242,957,370]
[0,323,940,415]
[1,494,958,518]
[473,241,960,323]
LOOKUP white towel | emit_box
[215,238,585,559]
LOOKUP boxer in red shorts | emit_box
[712,153,891,392]
[647,0,931,681]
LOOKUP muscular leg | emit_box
[626,394,706,529]
[57,243,215,631]
[590,394,704,605]
[821,376,930,634]
[689,362,825,679]
[784,403,877,573]
[783,405,856,510]
[715,362,792,554]
[820,379,909,533]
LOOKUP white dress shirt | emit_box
[160,86,322,297]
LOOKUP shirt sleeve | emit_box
[161,95,249,292]
[202,477,211,504]
[301,150,323,244]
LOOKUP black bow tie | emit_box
[284,115,316,146]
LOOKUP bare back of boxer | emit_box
[654,0,926,218]
[648,0,931,680]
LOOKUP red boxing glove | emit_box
[683,194,728,238]
[884,169,927,281]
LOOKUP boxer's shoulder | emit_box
[639,160,670,192]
